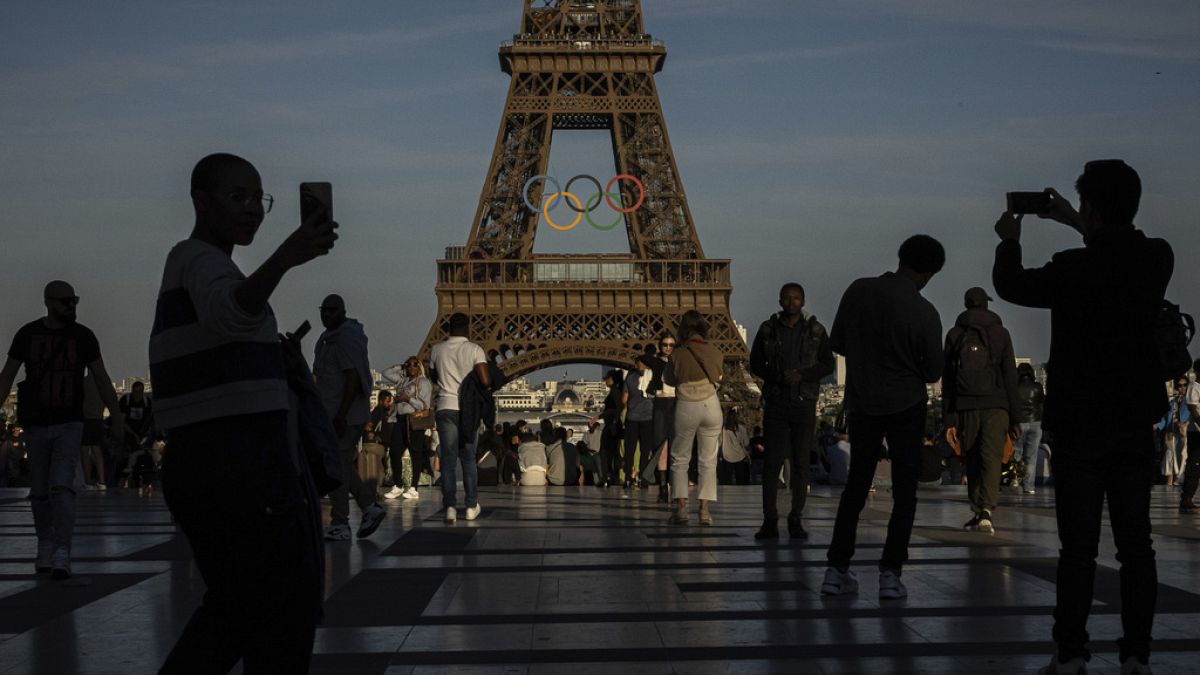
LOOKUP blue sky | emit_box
[3,1,1199,380]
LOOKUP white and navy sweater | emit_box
[148,239,288,431]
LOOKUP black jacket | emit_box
[750,311,835,404]
[458,363,509,450]
[1016,378,1045,424]
[993,226,1172,434]
[941,308,1021,427]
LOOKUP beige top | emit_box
[666,338,723,401]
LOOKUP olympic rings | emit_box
[541,192,584,231]
[522,173,645,231]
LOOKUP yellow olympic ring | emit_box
[542,192,583,231]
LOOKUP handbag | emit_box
[409,408,434,431]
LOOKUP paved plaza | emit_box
[1,482,1197,674]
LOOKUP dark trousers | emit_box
[1182,429,1200,506]
[959,408,1009,515]
[160,411,321,674]
[390,416,433,488]
[1051,426,1157,663]
[600,430,621,483]
[329,427,373,526]
[762,400,816,521]
[623,418,654,482]
[719,459,750,485]
[827,401,925,573]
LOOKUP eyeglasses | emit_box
[48,296,80,306]
[224,190,274,213]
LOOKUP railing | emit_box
[501,37,664,50]
[436,257,730,288]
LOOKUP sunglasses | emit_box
[48,296,80,306]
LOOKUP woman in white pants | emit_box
[665,310,725,525]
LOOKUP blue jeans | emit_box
[1016,421,1043,489]
[25,422,83,552]
[436,409,477,509]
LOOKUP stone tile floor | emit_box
[0,482,1197,674]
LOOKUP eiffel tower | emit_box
[420,0,749,391]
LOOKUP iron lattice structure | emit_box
[420,0,751,398]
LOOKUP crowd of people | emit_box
[1,154,1192,674]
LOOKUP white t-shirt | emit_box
[1186,381,1200,432]
[429,336,487,411]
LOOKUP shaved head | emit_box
[43,280,75,299]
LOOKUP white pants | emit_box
[670,394,722,501]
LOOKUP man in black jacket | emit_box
[749,283,835,540]
[993,159,1170,675]
[942,287,1021,535]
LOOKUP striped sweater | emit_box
[149,239,289,431]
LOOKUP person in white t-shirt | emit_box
[428,313,490,522]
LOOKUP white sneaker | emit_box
[1120,657,1152,674]
[384,486,405,500]
[51,547,71,580]
[96,482,107,491]
[1039,654,1088,675]
[403,488,420,500]
[878,569,907,599]
[324,524,351,541]
[820,567,859,595]
[445,506,457,523]
[465,504,482,520]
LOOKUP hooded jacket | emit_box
[750,311,835,404]
[941,307,1020,427]
[313,318,372,426]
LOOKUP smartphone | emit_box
[1007,191,1051,215]
[292,320,312,340]
[300,182,333,226]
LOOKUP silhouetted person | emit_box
[750,282,834,541]
[993,159,1169,675]
[822,235,945,601]
[315,294,385,541]
[1181,365,1200,511]
[150,152,337,673]
[0,281,124,578]
[942,287,1020,535]
[1014,362,1046,493]
[429,312,490,522]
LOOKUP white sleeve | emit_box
[472,343,488,366]
[183,248,267,337]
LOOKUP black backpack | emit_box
[952,325,1000,397]
[1156,299,1194,381]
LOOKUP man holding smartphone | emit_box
[149,153,338,673]
[993,160,1170,675]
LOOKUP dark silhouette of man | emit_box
[993,159,1169,675]
[0,281,124,579]
[315,293,385,541]
[822,235,945,601]
[750,282,834,541]
[942,286,1021,535]
[150,152,337,673]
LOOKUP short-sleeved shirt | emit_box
[429,336,487,411]
[1186,381,1200,432]
[623,369,654,422]
[120,394,154,437]
[8,319,101,426]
